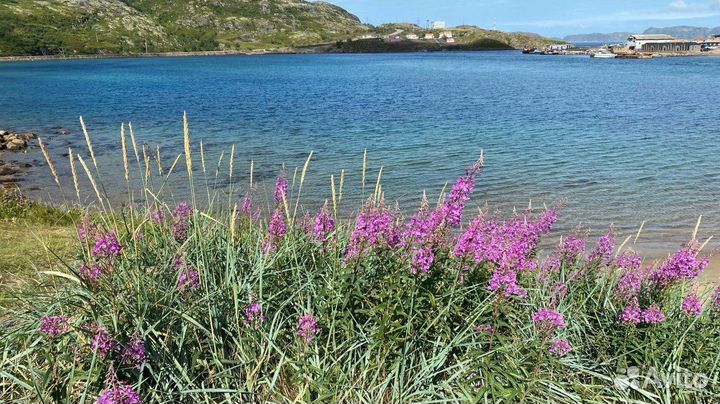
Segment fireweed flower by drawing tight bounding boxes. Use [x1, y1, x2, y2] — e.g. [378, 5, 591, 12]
[559, 235, 586, 260]
[615, 252, 642, 271]
[171, 203, 193, 241]
[313, 203, 335, 243]
[177, 268, 200, 291]
[434, 158, 483, 227]
[121, 333, 146, 369]
[274, 171, 288, 202]
[297, 314, 320, 344]
[650, 246, 709, 287]
[345, 201, 399, 261]
[97, 365, 141, 404]
[263, 206, 288, 254]
[40, 315, 70, 337]
[410, 245, 434, 275]
[475, 324, 495, 334]
[488, 268, 527, 298]
[90, 326, 116, 358]
[93, 232, 122, 258]
[616, 264, 648, 301]
[532, 308, 567, 332]
[620, 298, 642, 325]
[642, 304, 666, 324]
[454, 209, 559, 272]
[682, 292, 703, 317]
[549, 338, 572, 357]
[589, 231, 615, 264]
[244, 302, 267, 329]
[241, 192, 261, 221]
[79, 264, 102, 282]
[77, 216, 96, 241]
[712, 287, 720, 311]
[148, 209, 165, 225]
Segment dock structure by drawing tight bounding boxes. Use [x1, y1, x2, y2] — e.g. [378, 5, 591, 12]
[626, 34, 700, 54]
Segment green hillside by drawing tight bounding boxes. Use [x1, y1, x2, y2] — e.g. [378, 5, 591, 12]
[0, 1, 561, 56]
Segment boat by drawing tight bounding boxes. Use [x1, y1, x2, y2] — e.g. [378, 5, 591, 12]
[590, 50, 616, 59]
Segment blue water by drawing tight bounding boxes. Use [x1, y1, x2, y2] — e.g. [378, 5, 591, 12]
[1, 51, 719, 254]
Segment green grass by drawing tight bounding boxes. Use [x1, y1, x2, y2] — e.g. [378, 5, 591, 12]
[1, 119, 718, 403]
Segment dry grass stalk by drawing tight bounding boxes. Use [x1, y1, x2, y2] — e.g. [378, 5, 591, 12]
[38, 137, 60, 186]
[77, 154, 103, 208]
[121, 123, 129, 182]
[183, 112, 192, 181]
[79, 116, 98, 169]
[68, 148, 80, 202]
[128, 122, 140, 163]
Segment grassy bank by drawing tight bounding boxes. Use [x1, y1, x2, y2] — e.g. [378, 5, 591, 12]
[2, 118, 720, 403]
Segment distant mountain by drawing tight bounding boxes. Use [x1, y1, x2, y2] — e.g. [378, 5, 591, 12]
[564, 26, 720, 43]
[563, 32, 633, 43]
[643, 26, 720, 39]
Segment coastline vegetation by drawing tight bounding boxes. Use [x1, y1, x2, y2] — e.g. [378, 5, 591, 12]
[2, 117, 720, 403]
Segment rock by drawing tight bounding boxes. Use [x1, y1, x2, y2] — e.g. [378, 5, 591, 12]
[56, 129, 70, 135]
[0, 165, 18, 176]
[0, 130, 8, 137]
[6, 139, 27, 151]
[18, 132, 37, 140]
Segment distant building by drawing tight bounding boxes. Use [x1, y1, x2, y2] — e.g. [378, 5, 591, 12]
[424, 33, 435, 40]
[405, 33, 419, 40]
[547, 44, 571, 51]
[445, 37, 455, 43]
[388, 34, 402, 42]
[626, 34, 699, 53]
[431, 21, 446, 29]
[439, 30, 453, 39]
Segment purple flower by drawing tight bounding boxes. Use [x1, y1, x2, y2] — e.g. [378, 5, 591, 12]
[454, 209, 558, 272]
[650, 246, 709, 287]
[589, 231, 615, 264]
[177, 268, 200, 291]
[79, 264, 102, 282]
[410, 245, 434, 275]
[616, 264, 648, 301]
[148, 209, 165, 225]
[475, 324, 495, 334]
[40, 315, 70, 337]
[263, 206, 287, 254]
[97, 365, 141, 404]
[532, 308, 567, 332]
[345, 201, 399, 261]
[243, 302, 267, 329]
[297, 313, 320, 344]
[559, 235, 586, 260]
[171, 203, 193, 241]
[682, 293, 703, 317]
[313, 203, 335, 243]
[274, 171, 288, 202]
[121, 333, 146, 369]
[642, 304, 666, 324]
[488, 268, 527, 298]
[93, 232, 122, 258]
[77, 216, 96, 241]
[549, 338, 572, 357]
[712, 288, 720, 311]
[620, 298, 642, 325]
[90, 326, 116, 358]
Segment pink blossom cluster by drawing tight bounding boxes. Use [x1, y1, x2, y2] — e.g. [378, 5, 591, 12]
[297, 313, 320, 344]
[345, 201, 400, 261]
[263, 206, 288, 254]
[244, 302, 267, 329]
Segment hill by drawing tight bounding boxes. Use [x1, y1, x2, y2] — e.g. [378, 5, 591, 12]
[0, 0, 369, 56]
[0, 1, 561, 56]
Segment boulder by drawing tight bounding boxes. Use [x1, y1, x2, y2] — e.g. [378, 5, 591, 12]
[0, 130, 8, 137]
[0, 165, 18, 176]
[56, 130, 70, 135]
[18, 132, 37, 140]
[6, 138, 27, 151]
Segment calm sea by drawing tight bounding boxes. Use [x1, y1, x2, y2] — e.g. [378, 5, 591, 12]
[1, 51, 719, 255]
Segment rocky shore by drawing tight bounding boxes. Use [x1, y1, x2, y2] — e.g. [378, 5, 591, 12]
[0, 125, 73, 186]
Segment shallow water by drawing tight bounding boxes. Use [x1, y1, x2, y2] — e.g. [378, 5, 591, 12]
[1, 51, 719, 255]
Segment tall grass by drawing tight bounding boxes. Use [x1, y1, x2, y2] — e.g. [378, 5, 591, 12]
[2, 117, 720, 404]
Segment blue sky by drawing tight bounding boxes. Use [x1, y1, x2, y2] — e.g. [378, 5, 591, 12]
[329, 0, 720, 37]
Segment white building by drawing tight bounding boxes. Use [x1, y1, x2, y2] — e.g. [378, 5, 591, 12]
[439, 30, 453, 39]
[405, 33, 419, 40]
[431, 21, 446, 29]
[424, 33, 435, 40]
[626, 34, 675, 50]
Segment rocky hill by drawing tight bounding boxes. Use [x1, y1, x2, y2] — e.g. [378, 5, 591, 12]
[0, 1, 560, 56]
[0, 0, 369, 55]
